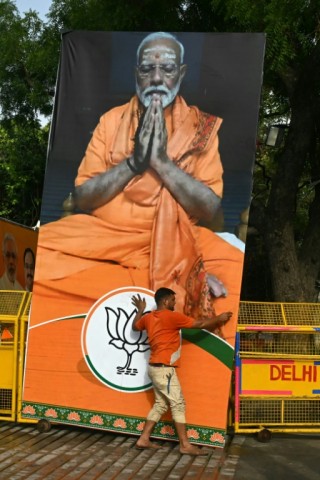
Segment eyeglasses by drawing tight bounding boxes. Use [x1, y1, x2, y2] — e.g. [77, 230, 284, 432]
[137, 63, 179, 78]
[4, 252, 17, 260]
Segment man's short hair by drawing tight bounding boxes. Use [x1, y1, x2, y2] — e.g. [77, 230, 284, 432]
[136, 32, 184, 64]
[155, 287, 176, 305]
[24, 247, 35, 264]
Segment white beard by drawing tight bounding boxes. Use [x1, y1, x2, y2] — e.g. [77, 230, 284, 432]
[136, 80, 182, 108]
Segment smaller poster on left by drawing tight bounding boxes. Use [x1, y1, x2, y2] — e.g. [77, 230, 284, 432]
[0, 218, 38, 292]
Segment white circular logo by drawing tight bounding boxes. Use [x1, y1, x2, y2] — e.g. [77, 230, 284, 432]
[81, 286, 155, 392]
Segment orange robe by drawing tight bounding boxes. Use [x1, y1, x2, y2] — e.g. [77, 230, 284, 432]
[32, 95, 243, 331]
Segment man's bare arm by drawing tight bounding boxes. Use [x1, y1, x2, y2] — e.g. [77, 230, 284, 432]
[74, 101, 158, 212]
[192, 311, 232, 332]
[74, 159, 137, 211]
[152, 159, 221, 222]
[148, 99, 221, 222]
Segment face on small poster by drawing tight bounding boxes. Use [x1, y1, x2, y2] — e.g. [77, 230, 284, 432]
[0, 218, 37, 293]
[22, 32, 265, 447]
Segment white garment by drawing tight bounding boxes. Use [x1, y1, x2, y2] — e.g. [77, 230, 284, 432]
[0, 271, 23, 290]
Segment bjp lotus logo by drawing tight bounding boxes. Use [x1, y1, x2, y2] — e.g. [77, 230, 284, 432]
[81, 287, 155, 392]
[106, 306, 150, 375]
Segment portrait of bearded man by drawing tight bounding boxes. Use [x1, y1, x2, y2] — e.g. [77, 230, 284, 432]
[33, 31, 245, 320]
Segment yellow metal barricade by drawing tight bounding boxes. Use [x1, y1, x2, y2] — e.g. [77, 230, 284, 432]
[16, 293, 36, 423]
[0, 290, 36, 423]
[0, 291, 27, 420]
[234, 301, 320, 440]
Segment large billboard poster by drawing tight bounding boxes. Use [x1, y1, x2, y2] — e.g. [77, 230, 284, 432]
[22, 32, 265, 447]
[0, 218, 38, 293]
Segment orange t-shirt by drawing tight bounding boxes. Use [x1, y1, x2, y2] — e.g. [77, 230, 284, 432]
[135, 310, 194, 366]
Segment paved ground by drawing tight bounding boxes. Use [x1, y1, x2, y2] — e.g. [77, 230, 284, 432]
[220, 432, 320, 480]
[0, 421, 230, 479]
[1, 421, 320, 479]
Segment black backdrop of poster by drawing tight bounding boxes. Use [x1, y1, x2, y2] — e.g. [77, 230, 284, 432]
[41, 31, 265, 232]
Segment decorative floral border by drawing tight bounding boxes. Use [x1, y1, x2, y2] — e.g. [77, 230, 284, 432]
[21, 401, 226, 447]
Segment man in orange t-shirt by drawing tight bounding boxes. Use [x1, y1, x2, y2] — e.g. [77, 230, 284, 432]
[132, 287, 232, 455]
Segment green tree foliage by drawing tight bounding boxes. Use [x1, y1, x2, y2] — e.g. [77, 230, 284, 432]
[210, 0, 320, 301]
[0, 1, 55, 118]
[1, 0, 319, 300]
[47, 0, 186, 31]
[0, 0, 53, 225]
[0, 120, 48, 225]
[46, 0, 235, 32]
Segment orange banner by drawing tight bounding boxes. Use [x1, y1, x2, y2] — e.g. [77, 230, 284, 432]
[0, 218, 38, 292]
[21, 32, 265, 448]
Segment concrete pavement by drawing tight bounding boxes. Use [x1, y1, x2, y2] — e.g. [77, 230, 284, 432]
[221, 433, 320, 479]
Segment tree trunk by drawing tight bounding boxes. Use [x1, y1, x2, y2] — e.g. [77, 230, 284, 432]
[262, 43, 320, 302]
[265, 222, 305, 301]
